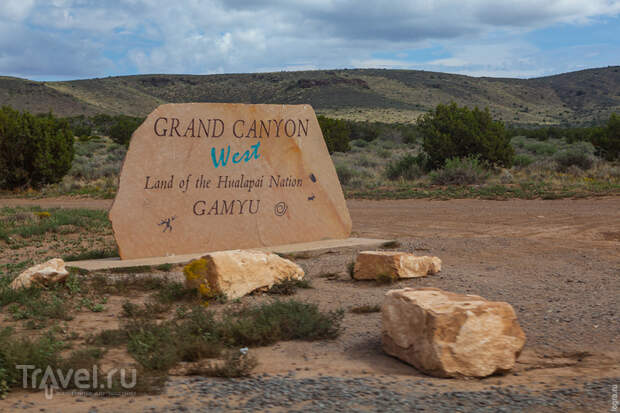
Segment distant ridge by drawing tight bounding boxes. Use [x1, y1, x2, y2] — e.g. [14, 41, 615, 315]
[1, 66, 618, 125]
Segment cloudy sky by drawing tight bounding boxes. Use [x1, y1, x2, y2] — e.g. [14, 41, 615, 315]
[1, 0, 619, 81]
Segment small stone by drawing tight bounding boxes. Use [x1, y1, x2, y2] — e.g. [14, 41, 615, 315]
[353, 251, 441, 280]
[10, 258, 69, 290]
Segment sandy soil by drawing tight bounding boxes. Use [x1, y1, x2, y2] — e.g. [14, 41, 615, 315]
[1, 196, 618, 412]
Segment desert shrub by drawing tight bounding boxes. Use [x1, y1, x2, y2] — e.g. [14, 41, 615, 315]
[511, 135, 527, 148]
[74, 139, 107, 157]
[523, 141, 558, 156]
[0, 106, 74, 189]
[0, 363, 8, 399]
[350, 139, 368, 148]
[355, 155, 377, 168]
[267, 278, 312, 295]
[513, 154, 534, 167]
[126, 321, 180, 371]
[0, 328, 64, 392]
[89, 329, 129, 346]
[122, 299, 341, 373]
[553, 141, 596, 171]
[335, 164, 354, 185]
[347, 261, 355, 279]
[376, 148, 391, 158]
[317, 116, 350, 153]
[429, 156, 488, 185]
[348, 120, 380, 142]
[512, 115, 618, 160]
[592, 113, 620, 160]
[153, 281, 197, 303]
[64, 115, 92, 139]
[418, 102, 514, 169]
[108, 115, 143, 146]
[386, 153, 428, 180]
[219, 300, 343, 346]
[7, 293, 73, 321]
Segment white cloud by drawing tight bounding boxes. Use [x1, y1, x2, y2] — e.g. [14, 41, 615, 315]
[0, 0, 35, 21]
[0, 0, 618, 79]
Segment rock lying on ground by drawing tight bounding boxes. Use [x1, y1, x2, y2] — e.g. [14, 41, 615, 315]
[9, 258, 69, 290]
[382, 287, 526, 378]
[184, 250, 305, 299]
[353, 251, 441, 281]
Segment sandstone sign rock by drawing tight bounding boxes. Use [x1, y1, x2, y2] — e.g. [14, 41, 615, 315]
[353, 251, 441, 280]
[382, 287, 526, 378]
[10, 258, 69, 290]
[184, 250, 304, 299]
[110, 103, 352, 259]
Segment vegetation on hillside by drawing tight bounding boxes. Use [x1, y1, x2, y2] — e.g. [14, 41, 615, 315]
[1, 66, 619, 125]
[509, 114, 620, 161]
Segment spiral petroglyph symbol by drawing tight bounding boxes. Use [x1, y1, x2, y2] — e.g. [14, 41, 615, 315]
[274, 201, 288, 216]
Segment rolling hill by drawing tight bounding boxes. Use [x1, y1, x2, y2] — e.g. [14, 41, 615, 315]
[1, 66, 619, 125]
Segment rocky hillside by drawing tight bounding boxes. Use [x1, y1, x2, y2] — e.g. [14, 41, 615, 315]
[1, 66, 618, 125]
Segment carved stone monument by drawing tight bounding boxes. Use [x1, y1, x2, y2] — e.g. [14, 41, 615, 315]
[109, 103, 352, 259]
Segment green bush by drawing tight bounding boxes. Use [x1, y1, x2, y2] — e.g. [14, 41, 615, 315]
[592, 113, 620, 160]
[0, 106, 74, 189]
[219, 300, 344, 346]
[317, 116, 350, 153]
[0, 327, 64, 392]
[418, 102, 514, 169]
[429, 156, 488, 185]
[553, 141, 596, 171]
[267, 278, 312, 295]
[121, 299, 342, 373]
[513, 154, 534, 167]
[108, 116, 143, 146]
[335, 164, 354, 185]
[523, 141, 558, 156]
[511, 115, 618, 161]
[348, 121, 379, 142]
[511, 135, 527, 148]
[0, 363, 8, 399]
[355, 155, 377, 168]
[385, 153, 428, 180]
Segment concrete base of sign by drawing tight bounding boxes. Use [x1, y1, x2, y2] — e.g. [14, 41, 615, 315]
[66, 238, 393, 271]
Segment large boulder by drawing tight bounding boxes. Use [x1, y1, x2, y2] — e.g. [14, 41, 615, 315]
[10, 258, 69, 290]
[382, 287, 526, 378]
[184, 250, 304, 299]
[354, 251, 441, 280]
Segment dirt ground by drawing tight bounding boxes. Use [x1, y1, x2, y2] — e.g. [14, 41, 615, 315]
[1, 196, 619, 412]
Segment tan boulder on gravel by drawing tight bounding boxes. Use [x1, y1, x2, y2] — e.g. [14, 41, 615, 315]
[10, 258, 69, 290]
[184, 250, 304, 299]
[353, 251, 441, 280]
[382, 287, 526, 378]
